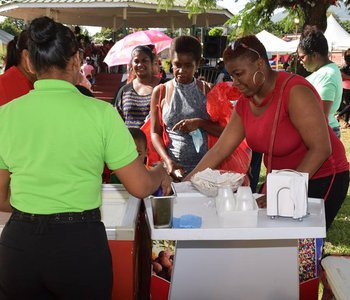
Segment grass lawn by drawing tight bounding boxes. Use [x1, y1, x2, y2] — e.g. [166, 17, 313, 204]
[258, 126, 350, 298]
[259, 126, 350, 254]
[324, 126, 350, 255]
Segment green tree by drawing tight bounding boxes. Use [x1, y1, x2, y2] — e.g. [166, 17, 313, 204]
[341, 20, 350, 33]
[0, 17, 26, 36]
[208, 27, 223, 36]
[159, 0, 349, 34]
[227, 0, 350, 37]
[93, 27, 113, 43]
[246, 18, 295, 38]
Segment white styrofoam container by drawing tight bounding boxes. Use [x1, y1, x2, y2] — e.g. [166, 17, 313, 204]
[321, 256, 350, 300]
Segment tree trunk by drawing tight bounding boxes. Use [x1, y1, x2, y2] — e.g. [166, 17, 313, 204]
[301, 2, 331, 32]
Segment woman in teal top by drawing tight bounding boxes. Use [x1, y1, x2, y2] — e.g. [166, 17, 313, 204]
[297, 28, 343, 138]
[0, 16, 171, 300]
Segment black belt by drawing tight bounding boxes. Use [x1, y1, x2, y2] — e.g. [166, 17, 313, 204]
[11, 208, 101, 224]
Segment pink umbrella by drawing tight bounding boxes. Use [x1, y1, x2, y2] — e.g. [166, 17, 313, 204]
[104, 30, 172, 66]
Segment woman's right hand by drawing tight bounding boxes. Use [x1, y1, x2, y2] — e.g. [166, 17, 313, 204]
[153, 163, 173, 196]
[164, 159, 185, 182]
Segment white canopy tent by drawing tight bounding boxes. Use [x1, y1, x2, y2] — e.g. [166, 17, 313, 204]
[256, 30, 291, 54]
[279, 15, 350, 57]
[0, 0, 232, 29]
[256, 30, 294, 70]
[0, 29, 13, 45]
[0, 29, 14, 60]
[285, 39, 299, 53]
[324, 14, 350, 51]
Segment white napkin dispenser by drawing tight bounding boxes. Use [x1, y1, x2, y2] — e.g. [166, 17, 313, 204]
[267, 169, 309, 220]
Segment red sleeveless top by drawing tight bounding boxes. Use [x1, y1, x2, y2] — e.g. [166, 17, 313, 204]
[236, 71, 348, 179]
[0, 66, 33, 106]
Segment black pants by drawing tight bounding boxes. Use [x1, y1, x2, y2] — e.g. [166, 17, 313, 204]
[0, 218, 113, 300]
[338, 89, 350, 122]
[249, 151, 263, 193]
[308, 170, 349, 231]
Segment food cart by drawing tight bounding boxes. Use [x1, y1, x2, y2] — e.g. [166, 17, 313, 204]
[144, 186, 326, 300]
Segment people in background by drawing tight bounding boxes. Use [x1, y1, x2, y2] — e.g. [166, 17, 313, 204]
[336, 48, 350, 128]
[74, 25, 84, 48]
[150, 36, 224, 180]
[186, 35, 349, 231]
[128, 127, 148, 164]
[0, 30, 36, 106]
[0, 16, 171, 299]
[297, 27, 343, 138]
[115, 45, 166, 128]
[110, 128, 148, 183]
[81, 56, 96, 86]
[283, 61, 290, 72]
[111, 62, 134, 107]
[215, 60, 231, 83]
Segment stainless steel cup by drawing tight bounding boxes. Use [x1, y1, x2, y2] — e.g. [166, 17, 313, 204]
[150, 185, 176, 228]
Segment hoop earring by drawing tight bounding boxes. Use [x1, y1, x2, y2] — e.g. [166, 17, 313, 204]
[253, 70, 265, 86]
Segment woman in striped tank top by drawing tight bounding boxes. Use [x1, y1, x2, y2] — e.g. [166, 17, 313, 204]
[115, 45, 166, 128]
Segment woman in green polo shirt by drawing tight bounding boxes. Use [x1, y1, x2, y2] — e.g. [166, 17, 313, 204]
[0, 16, 171, 299]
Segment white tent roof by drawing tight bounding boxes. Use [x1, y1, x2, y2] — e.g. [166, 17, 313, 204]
[325, 14, 350, 51]
[256, 30, 292, 53]
[285, 39, 299, 53]
[0, 29, 13, 44]
[0, 0, 231, 28]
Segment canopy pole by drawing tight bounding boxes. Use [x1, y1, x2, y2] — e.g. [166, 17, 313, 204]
[191, 14, 197, 36]
[112, 16, 117, 42]
[122, 8, 127, 36]
[53, 10, 58, 22]
[171, 17, 175, 38]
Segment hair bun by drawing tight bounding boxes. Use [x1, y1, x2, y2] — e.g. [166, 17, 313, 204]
[29, 16, 57, 45]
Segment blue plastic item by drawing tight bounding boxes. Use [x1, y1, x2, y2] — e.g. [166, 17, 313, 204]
[172, 214, 202, 228]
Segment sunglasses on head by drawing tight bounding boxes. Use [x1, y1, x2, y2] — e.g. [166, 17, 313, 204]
[230, 41, 261, 59]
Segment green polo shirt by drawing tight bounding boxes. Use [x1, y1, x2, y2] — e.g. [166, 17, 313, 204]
[0, 79, 137, 214]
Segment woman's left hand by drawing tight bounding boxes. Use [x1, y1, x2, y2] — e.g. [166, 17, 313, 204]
[172, 118, 200, 133]
[256, 195, 267, 208]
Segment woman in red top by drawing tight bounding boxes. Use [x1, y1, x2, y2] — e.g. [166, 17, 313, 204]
[0, 30, 36, 106]
[187, 35, 349, 231]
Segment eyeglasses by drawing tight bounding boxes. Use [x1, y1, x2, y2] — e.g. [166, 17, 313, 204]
[298, 54, 308, 61]
[231, 41, 261, 59]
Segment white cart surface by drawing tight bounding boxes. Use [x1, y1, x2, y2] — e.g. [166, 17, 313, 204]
[144, 190, 326, 300]
[0, 184, 140, 241]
